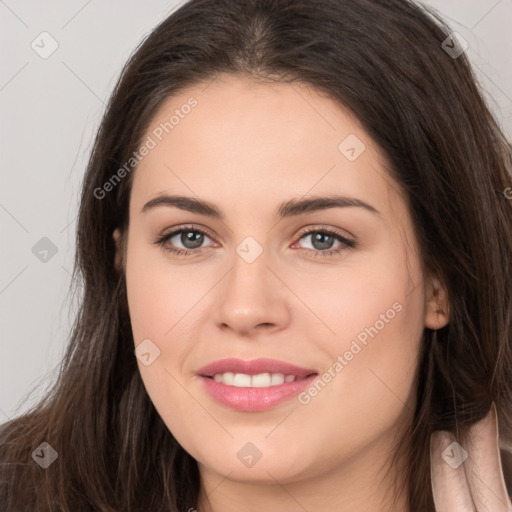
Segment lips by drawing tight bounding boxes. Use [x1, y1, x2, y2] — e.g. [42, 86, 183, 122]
[197, 358, 318, 412]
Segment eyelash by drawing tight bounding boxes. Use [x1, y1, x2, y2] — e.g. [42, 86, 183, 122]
[154, 224, 356, 258]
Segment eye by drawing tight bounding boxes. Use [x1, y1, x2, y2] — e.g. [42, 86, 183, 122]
[154, 225, 215, 256]
[292, 226, 355, 257]
[153, 224, 356, 258]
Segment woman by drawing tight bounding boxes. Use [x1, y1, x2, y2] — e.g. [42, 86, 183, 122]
[1, 0, 511, 510]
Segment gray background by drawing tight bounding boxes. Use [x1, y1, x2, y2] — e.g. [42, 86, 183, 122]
[1, 0, 511, 423]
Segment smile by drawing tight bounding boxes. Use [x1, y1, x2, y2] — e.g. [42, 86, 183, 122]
[197, 358, 318, 412]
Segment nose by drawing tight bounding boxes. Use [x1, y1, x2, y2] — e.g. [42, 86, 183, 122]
[212, 245, 291, 337]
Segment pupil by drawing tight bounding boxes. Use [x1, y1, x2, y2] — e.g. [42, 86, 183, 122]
[182, 231, 204, 249]
[313, 232, 333, 250]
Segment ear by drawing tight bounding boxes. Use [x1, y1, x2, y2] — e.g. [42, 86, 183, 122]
[112, 228, 125, 272]
[424, 274, 450, 330]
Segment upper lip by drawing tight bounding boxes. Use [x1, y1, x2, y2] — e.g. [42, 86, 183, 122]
[197, 358, 318, 378]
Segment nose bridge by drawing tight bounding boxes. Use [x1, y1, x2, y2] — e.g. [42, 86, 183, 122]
[226, 235, 271, 308]
[213, 233, 291, 335]
[231, 236, 268, 292]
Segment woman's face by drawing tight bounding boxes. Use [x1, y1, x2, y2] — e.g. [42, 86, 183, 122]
[115, 74, 448, 495]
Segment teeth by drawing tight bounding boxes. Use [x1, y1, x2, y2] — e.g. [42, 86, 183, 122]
[271, 373, 285, 385]
[251, 373, 271, 387]
[212, 372, 296, 387]
[222, 372, 235, 385]
[233, 373, 251, 387]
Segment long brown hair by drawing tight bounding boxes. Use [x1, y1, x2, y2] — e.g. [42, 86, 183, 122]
[1, 0, 512, 510]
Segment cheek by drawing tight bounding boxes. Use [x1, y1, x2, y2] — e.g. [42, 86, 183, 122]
[124, 246, 207, 447]
[304, 296, 422, 468]
[297, 243, 425, 437]
[125, 239, 201, 343]
[294, 238, 424, 358]
[124, 237, 214, 418]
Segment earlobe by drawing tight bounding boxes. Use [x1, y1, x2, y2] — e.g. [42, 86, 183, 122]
[424, 275, 450, 330]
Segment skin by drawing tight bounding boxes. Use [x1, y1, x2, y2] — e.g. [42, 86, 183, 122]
[113, 74, 451, 512]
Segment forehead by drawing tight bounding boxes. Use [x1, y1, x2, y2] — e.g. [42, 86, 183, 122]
[144, 74, 364, 160]
[130, 74, 401, 218]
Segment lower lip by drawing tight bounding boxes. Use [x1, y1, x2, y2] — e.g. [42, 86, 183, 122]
[199, 374, 318, 412]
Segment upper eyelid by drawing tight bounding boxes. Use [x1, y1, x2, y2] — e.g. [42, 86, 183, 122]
[297, 225, 354, 240]
[162, 224, 216, 241]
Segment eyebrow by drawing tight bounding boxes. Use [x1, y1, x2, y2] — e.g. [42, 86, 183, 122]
[140, 194, 380, 218]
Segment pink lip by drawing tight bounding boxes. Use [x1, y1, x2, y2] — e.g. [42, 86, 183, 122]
[197, 358, 318, 412]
